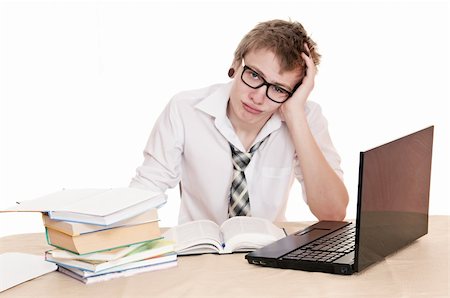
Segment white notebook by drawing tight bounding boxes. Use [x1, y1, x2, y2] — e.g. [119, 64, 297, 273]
[3, 188, 167, 225]
[0, 252, 57, 292]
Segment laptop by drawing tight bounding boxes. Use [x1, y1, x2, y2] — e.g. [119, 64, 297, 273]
[245, 126, 434, 275]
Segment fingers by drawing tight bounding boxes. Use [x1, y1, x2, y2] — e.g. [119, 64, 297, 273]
[302, 43, 316, 74]
[303, 42, 312, 57]
[284, 43, 316, 105]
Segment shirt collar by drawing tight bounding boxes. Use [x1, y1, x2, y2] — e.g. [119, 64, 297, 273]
[195, 82, 231, 122]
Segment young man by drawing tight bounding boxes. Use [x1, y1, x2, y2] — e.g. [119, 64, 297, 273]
[130, 19, 349, 224]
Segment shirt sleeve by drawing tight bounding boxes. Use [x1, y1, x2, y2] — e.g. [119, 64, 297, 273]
[293, 101, 344, 201]
[129, 97, 184, 192]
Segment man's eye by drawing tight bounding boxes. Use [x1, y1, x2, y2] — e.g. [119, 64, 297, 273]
[250, 71, 260, 79]
[273, 85, 286, 94]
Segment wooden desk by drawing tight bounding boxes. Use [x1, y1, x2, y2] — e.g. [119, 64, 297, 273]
[0, 216, 448, 297]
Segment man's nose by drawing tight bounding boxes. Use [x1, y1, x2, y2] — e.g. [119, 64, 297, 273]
[250, 85, 267, 104]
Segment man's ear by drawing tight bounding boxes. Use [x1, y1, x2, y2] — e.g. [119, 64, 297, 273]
[228, 60, 241, 78]
[228, 68, 235, 78]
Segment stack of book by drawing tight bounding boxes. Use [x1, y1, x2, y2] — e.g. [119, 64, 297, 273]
[5, 187, 177, 284]
[43, 208, 176, 283]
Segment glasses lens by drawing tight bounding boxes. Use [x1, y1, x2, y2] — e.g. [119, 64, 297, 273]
[242, 68, 263, 88]
[267, 85, 290, 102]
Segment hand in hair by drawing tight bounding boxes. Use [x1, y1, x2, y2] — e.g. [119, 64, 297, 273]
[279, 43, 317, 122]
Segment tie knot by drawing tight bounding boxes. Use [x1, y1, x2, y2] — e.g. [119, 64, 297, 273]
[230, 149, 252, 171]
[229, 136, 269, 172]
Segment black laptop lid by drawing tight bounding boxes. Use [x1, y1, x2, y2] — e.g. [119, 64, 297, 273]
[355, 126, 434, 272]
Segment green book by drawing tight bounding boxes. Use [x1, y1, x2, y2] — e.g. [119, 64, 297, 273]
[46, 239, 161, 262]
[46, 239, 175, 273]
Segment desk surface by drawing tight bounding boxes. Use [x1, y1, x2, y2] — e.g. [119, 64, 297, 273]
[1, 216, 449, 298]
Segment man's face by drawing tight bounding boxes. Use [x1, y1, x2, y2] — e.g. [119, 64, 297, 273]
[228, 48, 302, 126]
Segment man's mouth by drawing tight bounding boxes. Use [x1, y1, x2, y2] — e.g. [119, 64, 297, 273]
[242, 102, 262, 114]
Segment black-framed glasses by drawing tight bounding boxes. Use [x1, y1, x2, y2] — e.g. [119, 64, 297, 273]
[240, 65, 296, 104]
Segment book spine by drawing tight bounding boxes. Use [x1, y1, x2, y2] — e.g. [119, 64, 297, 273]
[44, 228, 51, 246]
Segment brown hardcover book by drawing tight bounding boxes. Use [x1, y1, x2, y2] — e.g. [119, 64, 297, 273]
[45, 221, 161, 255]
[42, 209, 159, 236]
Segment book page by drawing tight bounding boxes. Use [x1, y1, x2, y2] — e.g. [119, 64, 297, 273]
[163, 220, 223, 254]
[220, 217, 285, 253]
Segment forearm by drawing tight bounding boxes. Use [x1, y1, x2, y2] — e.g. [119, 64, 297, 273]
[285, 113, 349, 221]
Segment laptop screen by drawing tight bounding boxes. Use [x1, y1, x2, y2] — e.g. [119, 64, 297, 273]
[355, 126, 434, 272]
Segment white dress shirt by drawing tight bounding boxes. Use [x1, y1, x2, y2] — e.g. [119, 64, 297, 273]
[130, 82, 343, 225]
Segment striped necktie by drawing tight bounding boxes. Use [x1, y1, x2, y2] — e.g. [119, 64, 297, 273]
[228, 136, 268, 217]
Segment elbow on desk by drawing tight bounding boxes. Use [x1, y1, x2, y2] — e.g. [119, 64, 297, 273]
[310, 202, 348, 222]
[315, 211, 347, 222]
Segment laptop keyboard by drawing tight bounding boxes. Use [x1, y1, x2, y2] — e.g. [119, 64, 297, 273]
[282, 225, 356, 263]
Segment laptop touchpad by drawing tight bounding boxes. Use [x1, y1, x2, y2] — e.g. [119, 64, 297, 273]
[247, 228, 331, 258]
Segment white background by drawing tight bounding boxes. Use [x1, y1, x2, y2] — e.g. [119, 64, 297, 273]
[1, 0, 449, 237]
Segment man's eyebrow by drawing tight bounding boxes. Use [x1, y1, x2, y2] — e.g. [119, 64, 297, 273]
[247, 64, 293, 92]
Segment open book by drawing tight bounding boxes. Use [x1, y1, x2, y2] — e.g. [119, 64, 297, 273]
[163, 216, 286, 255]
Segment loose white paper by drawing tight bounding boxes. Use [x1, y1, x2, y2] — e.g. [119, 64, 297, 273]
[0, 252, 57, 292]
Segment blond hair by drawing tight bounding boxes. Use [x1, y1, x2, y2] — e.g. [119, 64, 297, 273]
[233, 19, 321, 77]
